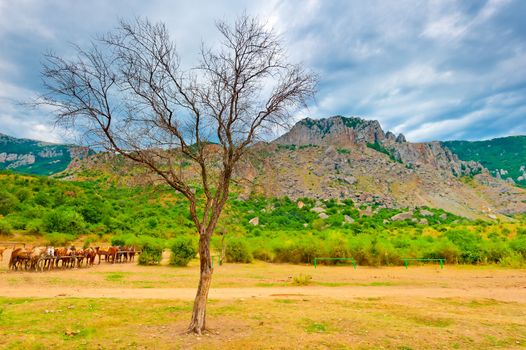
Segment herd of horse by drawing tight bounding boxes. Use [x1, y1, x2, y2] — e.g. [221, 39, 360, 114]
[1, 245, 138, 272]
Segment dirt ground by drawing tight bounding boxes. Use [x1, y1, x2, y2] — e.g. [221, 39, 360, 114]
[1, 248, 525, 301]
[1, 248, 525, 349]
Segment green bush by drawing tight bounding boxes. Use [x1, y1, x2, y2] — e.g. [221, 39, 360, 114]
[137, 236, 164, 265]
[480, 241, 510, 263]
[169, 236, 197, 266]
[273, 237, 325, 264]
[43, 208, 85, 234]
[0, 191, 19, 216]
[347, 236, 375, 265]
[499, 253, 526, 268]
[510, 238, 526, 258]
[292, 273, 312, 285]
[26, 219, 45, 235]
[0, 219, 12, 235]
[44, 232, 76, 246]
[252, 247, 273, 262]
[445, 229, 482, 264]
[226, 237, 253, 263]
[423, 240, 460, 264]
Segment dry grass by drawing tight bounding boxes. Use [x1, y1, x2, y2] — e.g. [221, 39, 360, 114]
[1, 257, 525, 349]
[0, 295, 524, 349]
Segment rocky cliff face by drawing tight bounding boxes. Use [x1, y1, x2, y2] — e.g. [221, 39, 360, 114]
[0, 133, 91, 175]
[275, 116, 482, 178]
[275, 116, 390, 146]
[236, 116, 524, 218]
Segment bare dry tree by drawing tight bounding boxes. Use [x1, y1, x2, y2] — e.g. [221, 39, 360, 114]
[38, 15, 316, 334]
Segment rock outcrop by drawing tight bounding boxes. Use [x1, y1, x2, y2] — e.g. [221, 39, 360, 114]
[274, 116, 481, 177]
[0, 133, 91, 175]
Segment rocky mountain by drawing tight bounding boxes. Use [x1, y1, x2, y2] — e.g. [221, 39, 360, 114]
[19, 116, 526, 219]
[443, 136, 526, 188]
[0, 133, 91, 175]
[239, 116, 525, 219]
[274, 116, 483, 178]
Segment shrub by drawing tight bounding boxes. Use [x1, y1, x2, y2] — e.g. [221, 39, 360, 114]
[43, 208, 86, 234]
[375, 241, 402, 266]
[111, 235, 129, 247]
[323, 237, 350, 265]
[225, 237, 253, 263]
[499, 253, 525, 268]
[169, 236, 197, 266]
[347, 236, 375, 266]
[26, 219, 45, 235]
[252, 247, 273, 262]
[510, 238, 526, 258]
[0, 220, 12, 235]
[480, 241, 510, 263]
[445, 229, 482, 264]
[44, 232, 76, 246]
[0, 191, 19, 216]
[423, 240, 460, 264]
[137, 236, 164, 265]
[292, 273, 312, 286]
[273, 238, 324, 264]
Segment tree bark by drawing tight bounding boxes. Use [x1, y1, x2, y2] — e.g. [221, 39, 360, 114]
[187, 231, 214, 334]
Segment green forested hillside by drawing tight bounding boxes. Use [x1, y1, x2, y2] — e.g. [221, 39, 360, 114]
[1, 171, 525, 266]
[443, 136, 526, 187]
[0, 133, 90, 175]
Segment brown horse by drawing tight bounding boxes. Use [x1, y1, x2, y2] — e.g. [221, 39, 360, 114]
[85, 247, 98, 266]
[8, 248, 31, 271]
[96, 247, 110, 264]
[54, 247, 76, 268]
[107, 246, 119, 264]
[127, 247, 136, 262]
[28, 247, 45, 271]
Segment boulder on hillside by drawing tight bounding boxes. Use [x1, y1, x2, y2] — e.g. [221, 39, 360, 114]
[343, 215, 354, 224]
[319, 213, 329, 219]
[297, 201, 304, 209]
[391, 211, 413, 221]
[360, 206, 373, 217]
[439, 213, 447, 221]
[420, 209, 434, 217]
[324, 146, 336, 157]
[419, 218, 429, 225]
[311, 207, 325, 213]
[249, 217, 259, 226]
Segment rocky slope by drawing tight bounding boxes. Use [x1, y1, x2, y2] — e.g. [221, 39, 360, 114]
[240, 116, 525, 219]
[0, 133, 91, 175]
[443, 136, 526, 188]
[33, 116, 526, 219]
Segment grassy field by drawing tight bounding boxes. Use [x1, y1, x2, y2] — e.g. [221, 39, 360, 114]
[1, 253, 525, 349]
[1, 295, 525, 350]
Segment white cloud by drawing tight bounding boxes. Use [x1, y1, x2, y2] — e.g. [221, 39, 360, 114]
[0, 0, 525, 145]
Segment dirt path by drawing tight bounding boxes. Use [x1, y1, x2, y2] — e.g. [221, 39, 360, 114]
[1, 285, 525, 302]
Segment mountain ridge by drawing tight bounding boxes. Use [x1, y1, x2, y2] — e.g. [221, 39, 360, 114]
[0, 132, 92, 175]
[2, 116, 526, 219]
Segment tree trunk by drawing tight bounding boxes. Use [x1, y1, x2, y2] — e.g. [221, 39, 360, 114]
[187, 231, 214, 334]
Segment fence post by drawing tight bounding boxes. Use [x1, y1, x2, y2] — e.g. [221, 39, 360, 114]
[314, 258, 317, 269]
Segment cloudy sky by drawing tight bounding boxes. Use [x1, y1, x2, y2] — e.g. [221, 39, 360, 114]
[0, 0, 525, 143]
